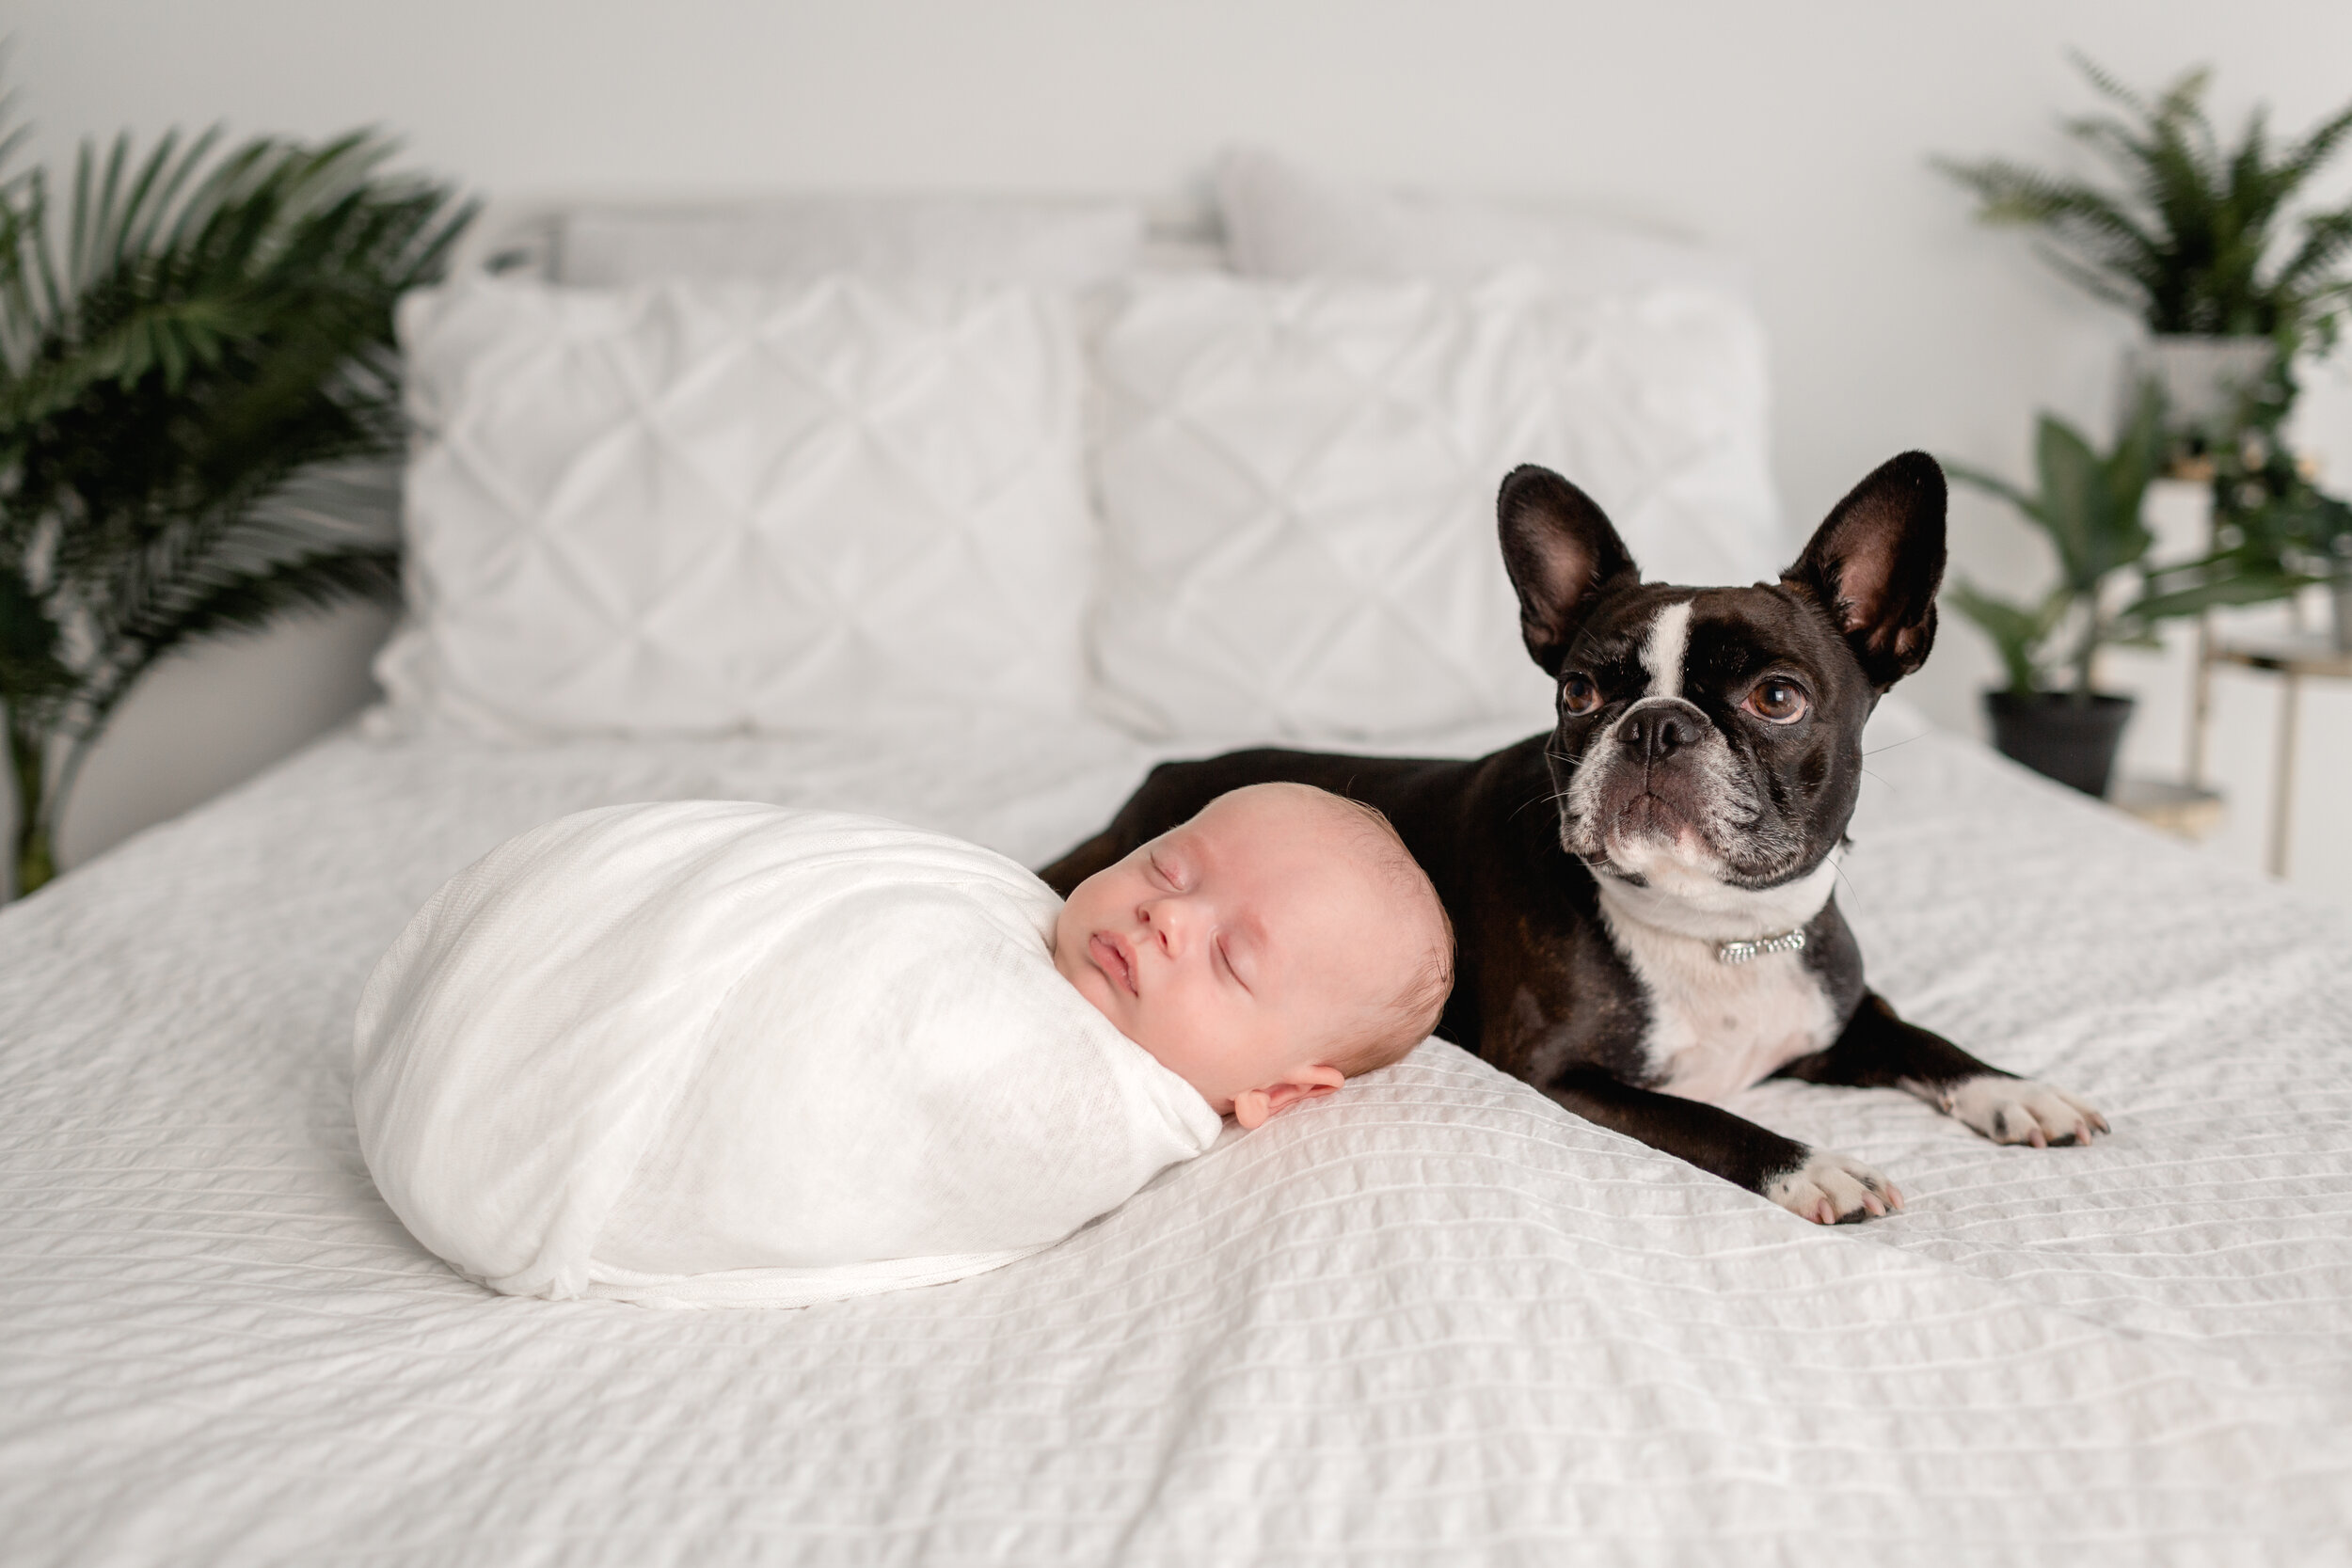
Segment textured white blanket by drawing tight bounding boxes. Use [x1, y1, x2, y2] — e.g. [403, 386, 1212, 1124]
[354, 801, 1220, 1307]
[2, 703, 2349, 1563]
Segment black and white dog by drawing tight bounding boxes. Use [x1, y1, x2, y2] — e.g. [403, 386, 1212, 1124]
[1041, 453, 2106, 1224]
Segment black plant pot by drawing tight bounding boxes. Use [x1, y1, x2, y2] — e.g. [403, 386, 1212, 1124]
[1984, 690, 2136, 798]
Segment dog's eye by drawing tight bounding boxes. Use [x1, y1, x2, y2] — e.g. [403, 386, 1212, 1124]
[1744, 679, 1809, 724]
[1560, 673, 1601, 716]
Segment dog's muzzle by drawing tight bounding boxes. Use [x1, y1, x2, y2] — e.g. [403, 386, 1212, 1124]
[1565, 698, 1740, 867]
[1612, 697, 1708, 765]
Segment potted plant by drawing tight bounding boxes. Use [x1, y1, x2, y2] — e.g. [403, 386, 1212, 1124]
[0, 119, 472, 897]
[2152, 350, 2352, 652]
[1945, 393, 2185, 796]
[1938, 59, 2352, 456]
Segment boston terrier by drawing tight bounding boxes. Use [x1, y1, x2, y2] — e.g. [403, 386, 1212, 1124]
[1041, 453, 2106, 1224]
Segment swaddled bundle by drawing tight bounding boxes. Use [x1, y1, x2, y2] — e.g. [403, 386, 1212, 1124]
[353, 801, 1223, 1308]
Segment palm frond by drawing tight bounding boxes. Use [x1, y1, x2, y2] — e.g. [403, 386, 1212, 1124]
[2279, 102, 2352, 190]
[164, 546, 399, 644]
[2225, 105, 2272, 215]
[26, 168, 63, 325]
[72, 470, 403, 714]
[2273, 208, 2352, 295]
[0, 104, 28, 190]
[1935, 157, 2155, 247]
[2067, 52, 2179, 122]
[120, 128, 221, 268]
[0, 103, 473, 893]
[0, 564, 72, 709]
[2030, 243, 2156, 316]
[1939, 56, 2352, 336]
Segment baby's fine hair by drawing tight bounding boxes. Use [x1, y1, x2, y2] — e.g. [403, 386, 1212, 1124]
[1316, 796, 1455, 1078]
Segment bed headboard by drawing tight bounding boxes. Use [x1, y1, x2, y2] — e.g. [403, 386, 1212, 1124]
[454, 191, 1232, 280]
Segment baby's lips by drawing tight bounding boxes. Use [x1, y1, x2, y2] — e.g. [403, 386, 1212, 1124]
[1090, 931, 1139, 996]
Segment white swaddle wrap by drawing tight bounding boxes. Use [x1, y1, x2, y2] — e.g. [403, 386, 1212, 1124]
[353, 801, 1223, 1308]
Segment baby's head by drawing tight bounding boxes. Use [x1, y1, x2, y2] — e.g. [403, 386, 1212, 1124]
[1052, 783, 1454, 1129]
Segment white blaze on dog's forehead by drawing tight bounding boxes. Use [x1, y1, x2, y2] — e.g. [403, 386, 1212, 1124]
[1642, 600, 1694, 701]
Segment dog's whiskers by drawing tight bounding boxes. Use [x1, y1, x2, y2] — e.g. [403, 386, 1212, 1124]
[1508, 788, 1559, 823]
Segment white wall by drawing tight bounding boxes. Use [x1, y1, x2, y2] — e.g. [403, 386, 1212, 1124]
[10, 0, 2352, 899]
[53, 605, 394, 869]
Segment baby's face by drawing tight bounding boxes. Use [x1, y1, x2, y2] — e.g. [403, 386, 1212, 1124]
[1052, 786, 1408, 1126]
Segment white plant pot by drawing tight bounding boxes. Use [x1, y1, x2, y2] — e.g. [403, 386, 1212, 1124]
[2333, 569, 2352, 655]
[2125, 335, 2274, 441]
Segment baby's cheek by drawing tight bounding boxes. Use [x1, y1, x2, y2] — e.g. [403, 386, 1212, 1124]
[1139, 995, 1212, 1072]
[1047, 908, 1090, 995]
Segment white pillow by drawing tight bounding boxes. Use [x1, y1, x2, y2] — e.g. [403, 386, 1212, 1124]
[555, 197, 1145, 286]
[1216, 148, 1751, 299]
[378, 273, 1094, 738]
[1086, 272, 1782, 743]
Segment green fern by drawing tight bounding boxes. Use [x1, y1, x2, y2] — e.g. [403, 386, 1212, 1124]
[1936, 55, 2352, 338]
[0, 109, 473, 897]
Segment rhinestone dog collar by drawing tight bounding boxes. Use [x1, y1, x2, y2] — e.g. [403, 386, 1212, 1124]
[1717, 927, 1808, 965]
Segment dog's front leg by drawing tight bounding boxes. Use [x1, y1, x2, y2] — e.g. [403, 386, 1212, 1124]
[1777, 992, 2108, 1148]
[1546, 1069, 1901, 1225]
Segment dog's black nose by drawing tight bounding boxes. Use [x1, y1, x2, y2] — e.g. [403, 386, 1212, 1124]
[1616, 705, 1696, 762]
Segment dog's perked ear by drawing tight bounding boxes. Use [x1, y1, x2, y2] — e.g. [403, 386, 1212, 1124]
[1782, 451, 1947, 690]
[1497, 465, 1639, 673]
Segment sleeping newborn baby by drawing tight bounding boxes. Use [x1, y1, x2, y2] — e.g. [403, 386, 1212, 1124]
[1051, 782, 1453, 1132]
[354, 784, 1451, 1309]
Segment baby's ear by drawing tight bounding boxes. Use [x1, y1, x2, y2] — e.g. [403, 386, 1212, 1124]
[1232, 1065, 1346, 1130]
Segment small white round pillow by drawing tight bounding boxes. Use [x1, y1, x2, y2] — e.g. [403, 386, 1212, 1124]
[353, 801, 1221, 1308]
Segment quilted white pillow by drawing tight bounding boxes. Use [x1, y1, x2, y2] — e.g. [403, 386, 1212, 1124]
[379, 274, 1094, 737]
[1087, 272, 1781, 742]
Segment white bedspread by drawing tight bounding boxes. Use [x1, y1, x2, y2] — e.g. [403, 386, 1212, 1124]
[3, 702, 2349, 1564]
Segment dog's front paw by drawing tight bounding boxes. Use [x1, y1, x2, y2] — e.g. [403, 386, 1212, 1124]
[1764, 1149, 1904, 1226]
[1945, 1075, 2108, 1148]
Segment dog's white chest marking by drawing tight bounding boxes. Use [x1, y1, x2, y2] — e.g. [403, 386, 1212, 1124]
[1595, 865, 1841, 1103]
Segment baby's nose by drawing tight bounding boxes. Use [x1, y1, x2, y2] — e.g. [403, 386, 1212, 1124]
[1138, 897, 1187, 952]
